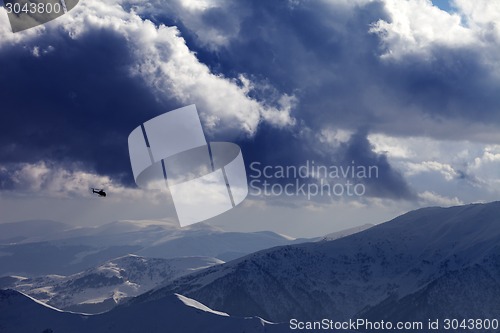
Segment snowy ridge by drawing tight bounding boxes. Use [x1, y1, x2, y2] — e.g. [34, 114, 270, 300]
[17, 290, 66, 313]
[4, 254, 223, 313]
[143, 202, 500, 324]
[0, 289, 289, 333]
[176, 293, 229, 316]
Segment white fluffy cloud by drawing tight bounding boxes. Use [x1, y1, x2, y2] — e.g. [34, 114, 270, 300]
[126, 25, 296, 134]
[0, 0, 295, 135]
[1, 161, 152, 201]
[370, 0, 500, 59]
[405, 161, 458, 181]
[418, 191, 463, 207]
[369, 133, 500, 204]
[318, 128, 353, 148]
[455, 0, 500, 38]
[369, 0, 500, 85]
[370, 0, 474, 59]
[0, 161, 176, 225]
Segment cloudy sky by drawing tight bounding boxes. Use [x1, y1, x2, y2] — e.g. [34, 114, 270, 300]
[1, 0, 500, 237]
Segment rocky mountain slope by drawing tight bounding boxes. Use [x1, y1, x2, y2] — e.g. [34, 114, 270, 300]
[0, 289, 289, 333]
[139, 202, 500, 325]
[1, 254, 222, 314]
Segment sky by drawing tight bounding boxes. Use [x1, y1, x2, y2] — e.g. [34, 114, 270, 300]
[1, 0, 500, 237]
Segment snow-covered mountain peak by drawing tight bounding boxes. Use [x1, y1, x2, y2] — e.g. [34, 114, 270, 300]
[145, 201, 500, 323]
[5, 255, 224, 313]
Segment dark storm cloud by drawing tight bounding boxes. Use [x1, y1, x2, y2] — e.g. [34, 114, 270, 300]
[193, 1, 386, 96]
[161, 0, 418, 199]
[0, 29, 181, 185]
[4, 0, 494, 201]
[338, 130, 415, 199]
[152, 0, 500, 139]
[236, 123, 414, 200]
[0, 0, 419, 199]
[0, 166, 16, 190]
[132, 0, 500, 199]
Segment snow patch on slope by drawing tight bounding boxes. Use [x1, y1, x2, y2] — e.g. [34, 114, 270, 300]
[176, 293, 229, 316]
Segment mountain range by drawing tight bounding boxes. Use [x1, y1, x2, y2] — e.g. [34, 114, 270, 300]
[2, 202, 499, 332]
[0, 219, 302, 276]
[0, 289, 289, 333]
[137, 202, 500, 326]
[0, 254, 223, 314]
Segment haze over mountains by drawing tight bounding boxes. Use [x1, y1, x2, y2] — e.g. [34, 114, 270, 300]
[1, 202, 498, 332]
[0, 219, 301, 276]
[0, 220, 71, 244]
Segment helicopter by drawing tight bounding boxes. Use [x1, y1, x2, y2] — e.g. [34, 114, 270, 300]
[90, 188, 107, 197]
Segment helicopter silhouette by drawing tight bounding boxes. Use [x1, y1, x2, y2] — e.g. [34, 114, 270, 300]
[90, 188, 107, 197]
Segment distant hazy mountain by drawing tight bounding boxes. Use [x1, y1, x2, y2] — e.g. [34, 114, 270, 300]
[0, 219, 297, 276]
[140, 202, 500, 325]
[0, 289, 289, 333]
[0, 220, 71, 244]
[2, 254, 223, 314]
